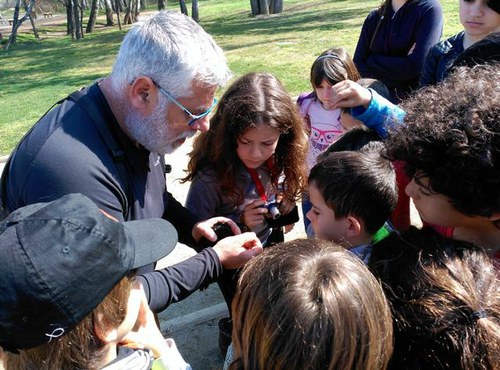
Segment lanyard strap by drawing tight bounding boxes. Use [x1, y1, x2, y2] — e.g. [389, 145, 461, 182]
[246, 167, 267, 201]
[245, 159, 275, 202]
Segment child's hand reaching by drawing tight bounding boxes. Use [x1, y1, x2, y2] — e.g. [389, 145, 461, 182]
[278, 197, 295, 215]
[330, 80, 372, 110]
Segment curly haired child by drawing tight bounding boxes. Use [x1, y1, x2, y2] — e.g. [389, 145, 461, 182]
[183, 72, 308, 354]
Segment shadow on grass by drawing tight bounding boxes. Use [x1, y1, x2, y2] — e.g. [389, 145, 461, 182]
[1, 29, 125, 95]
[203, 0, 369, 43]
[1, 1, 370, 93]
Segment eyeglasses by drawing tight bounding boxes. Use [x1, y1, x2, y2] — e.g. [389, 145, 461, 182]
[153, 80, 218, 126]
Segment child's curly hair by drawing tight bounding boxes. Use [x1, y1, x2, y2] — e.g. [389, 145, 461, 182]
[384, 65, 500, 219]
[184, 72, 308, 204]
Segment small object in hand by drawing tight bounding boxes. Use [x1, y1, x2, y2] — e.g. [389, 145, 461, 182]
[197, 222, 234, 249]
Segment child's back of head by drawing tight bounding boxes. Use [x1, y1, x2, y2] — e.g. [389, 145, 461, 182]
[229, 239, 393, 370]
[369, 227, 500, 370]
[309, 142, 397, 239]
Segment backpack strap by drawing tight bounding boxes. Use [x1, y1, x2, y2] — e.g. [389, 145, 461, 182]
[66, 89, 132, 219]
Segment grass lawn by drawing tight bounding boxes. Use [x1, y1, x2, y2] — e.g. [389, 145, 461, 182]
[0, 0, 461, 155]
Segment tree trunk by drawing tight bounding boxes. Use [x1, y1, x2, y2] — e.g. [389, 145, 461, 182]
[270, 0, 282, 14]
[86, 0, 98, 33]
[123, 0, 132, 24]
[250, 0, 259, 15]
[115, 0, 122, 29]
[80, 0, 85, 37]
[104, 0, 114, 26]
[73, 0, 83, 39]
[192, 0, 199, 22]
[140, 0, 146, 11]
[6, 0, 21, 47]
[179, 0, 188, 16]
[23, 0, 39, 38]
[66, 0, 73, 35]
[133, 0, 140, 21]
[250, 0, 282, 15]
[259, 0, 269, 15]
[158, 0, 166, 10]
[5, 0, 38, 49]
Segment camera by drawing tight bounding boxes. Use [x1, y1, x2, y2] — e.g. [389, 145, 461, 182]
[197, 222, 235, 249]
[265, 200, 281, 220]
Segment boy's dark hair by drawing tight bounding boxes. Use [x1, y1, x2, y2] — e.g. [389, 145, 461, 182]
[369, 227, 500, 370]
[309, 142, 397, 234]
[384, 65, 500, 218]
[321, 127, 382, 159]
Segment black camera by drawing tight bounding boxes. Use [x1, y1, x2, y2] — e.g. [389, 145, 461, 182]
[265, 200, 281, 220]
[197, 222, 234, 249]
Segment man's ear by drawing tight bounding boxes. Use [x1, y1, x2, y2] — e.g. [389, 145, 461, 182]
[345, 215, 363, 237]
[129, 76, 157, 112]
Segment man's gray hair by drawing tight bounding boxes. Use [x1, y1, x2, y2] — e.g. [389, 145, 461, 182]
[109, 11, 231, 97]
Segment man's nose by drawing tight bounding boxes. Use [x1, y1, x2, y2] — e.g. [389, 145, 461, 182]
[190, 115, 210, 132]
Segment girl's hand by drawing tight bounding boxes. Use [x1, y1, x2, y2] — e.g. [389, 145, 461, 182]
[284, 224, 295, 233]
[241, 199, 267, 229]
[278, 197, 295, 215]
[330, 80, 372, 110]
[192, 217, 241, 243]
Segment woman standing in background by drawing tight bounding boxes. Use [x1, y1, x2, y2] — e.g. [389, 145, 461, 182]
[354, 0, 443, 103]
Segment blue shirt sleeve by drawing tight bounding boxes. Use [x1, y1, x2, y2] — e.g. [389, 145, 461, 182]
[351, 89, 406, 138]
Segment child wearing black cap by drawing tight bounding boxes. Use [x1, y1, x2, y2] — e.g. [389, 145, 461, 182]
[0, 193, 189, 369]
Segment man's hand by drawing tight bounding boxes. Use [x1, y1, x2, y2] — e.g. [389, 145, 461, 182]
[330, 80, 372, 110]
[212, 232, 263, 269]
[192, 217, 241, 243]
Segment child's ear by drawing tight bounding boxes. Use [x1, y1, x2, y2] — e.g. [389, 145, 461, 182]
[94, 313, 119, 344]
[345, 216, 362, 237]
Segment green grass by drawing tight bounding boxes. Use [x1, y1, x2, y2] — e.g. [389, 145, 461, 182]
[0, 0, 461, 155]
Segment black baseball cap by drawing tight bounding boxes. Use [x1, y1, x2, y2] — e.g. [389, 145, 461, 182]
[0, 193, 178, 352]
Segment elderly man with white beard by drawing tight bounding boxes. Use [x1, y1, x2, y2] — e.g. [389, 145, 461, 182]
[0, 11, 263, 313]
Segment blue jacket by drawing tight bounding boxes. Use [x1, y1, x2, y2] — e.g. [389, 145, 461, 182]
[419, 31, 465, 87]
[354, 0, 443, 102]
[351, 89, 406, 138]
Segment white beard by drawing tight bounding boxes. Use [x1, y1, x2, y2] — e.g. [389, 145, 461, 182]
[124, 99, 194, 154]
